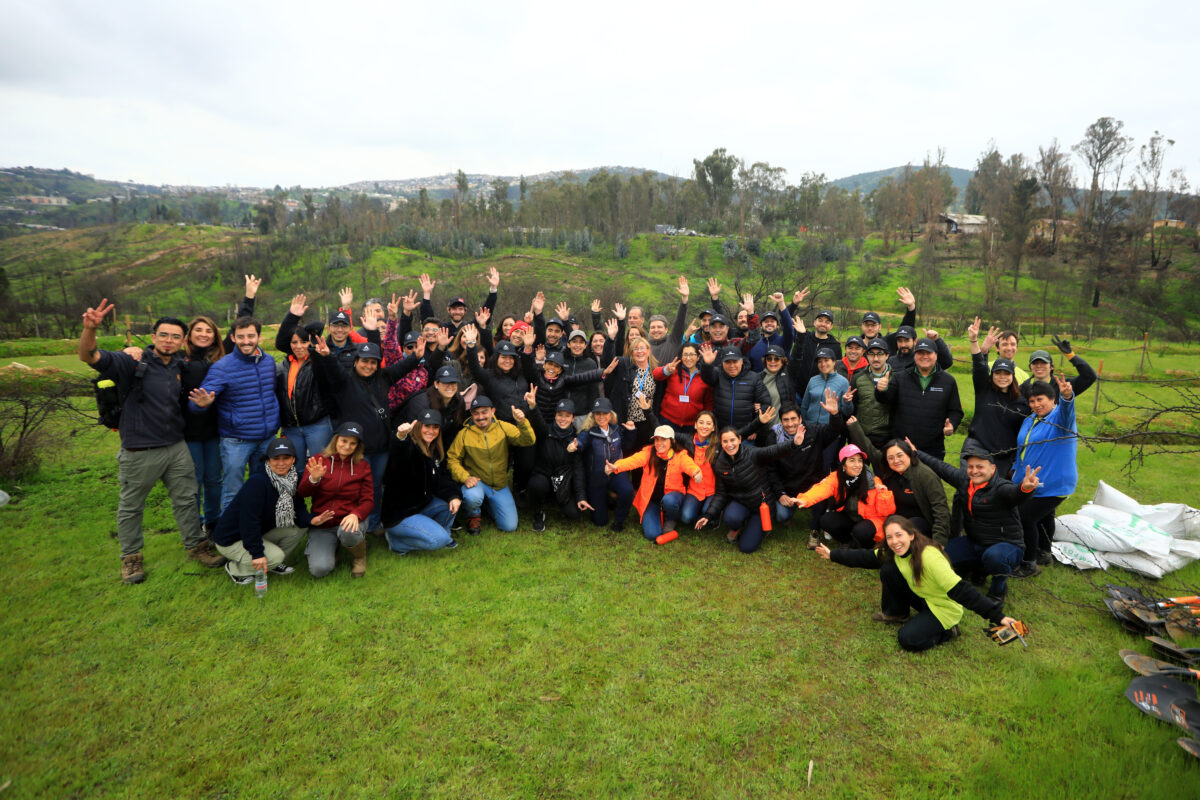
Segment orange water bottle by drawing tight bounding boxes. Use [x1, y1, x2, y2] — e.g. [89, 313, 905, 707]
[759, 501, 773, 533]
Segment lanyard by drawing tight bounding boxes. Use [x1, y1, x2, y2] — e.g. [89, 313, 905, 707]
[636, 367, 649, 394]
[680, 369, 698, 396]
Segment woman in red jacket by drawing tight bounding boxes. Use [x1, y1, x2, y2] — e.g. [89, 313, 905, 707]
[297, 421, 375, 578]
[795, 444, 895, 548]
[653, 342, 712, 435]
[607, 425, 704, 542]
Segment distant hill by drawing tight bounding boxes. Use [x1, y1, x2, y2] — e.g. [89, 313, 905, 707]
[0, 167, 162, 202]
[829, 165, 974, 207]
[339, 166, 673, 201]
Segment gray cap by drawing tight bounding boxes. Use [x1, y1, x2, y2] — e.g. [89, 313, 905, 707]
[1029, 349, 1053, 364]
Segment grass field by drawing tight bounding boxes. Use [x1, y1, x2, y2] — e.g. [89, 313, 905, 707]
[2, 333, 1200, 798]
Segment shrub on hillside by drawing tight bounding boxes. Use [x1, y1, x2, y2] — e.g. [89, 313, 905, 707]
[0, 369, 90, 484]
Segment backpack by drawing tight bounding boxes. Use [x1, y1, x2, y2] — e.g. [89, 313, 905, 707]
[93, 359, 149, 430]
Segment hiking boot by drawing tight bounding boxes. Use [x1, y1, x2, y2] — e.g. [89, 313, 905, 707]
[224, 562, 253, 585]
[347, 540, 367, 578]
[807, 533, 820, 550]
[467, 516, 482, 535]
[187, 541, 226, 568]
[532, 510, 547, 532]
[1036, 549, 1053, 566]
[871, 610, 910, 624]
[1011, 561, 1042, 579]
[121, 553, 145, 584]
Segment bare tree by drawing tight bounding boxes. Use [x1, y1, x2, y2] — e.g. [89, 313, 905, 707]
[1074, 116, 1133, 308]
[1036, 139, 1074, 253]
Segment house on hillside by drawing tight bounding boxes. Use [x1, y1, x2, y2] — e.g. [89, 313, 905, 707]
[1032, 218, 1078, 239]
[14, 195, 70, 206]
[939, 213, 989, 235]
[1153, 219, 1188, 230]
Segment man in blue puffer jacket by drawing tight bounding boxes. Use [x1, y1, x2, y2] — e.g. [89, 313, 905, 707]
[188, 316, 280, 511]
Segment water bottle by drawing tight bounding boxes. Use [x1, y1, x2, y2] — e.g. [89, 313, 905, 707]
[254, 567, 267, 599]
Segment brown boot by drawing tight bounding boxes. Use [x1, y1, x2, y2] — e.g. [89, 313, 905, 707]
[121, 553, 146, 584]
[347, 540, 367, 578]
[187, 541, 226, 568]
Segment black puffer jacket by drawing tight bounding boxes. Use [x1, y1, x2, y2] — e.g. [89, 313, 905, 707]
[464, 346, 528, 424]
[969, 352, 1029, 461]
[400, 385, 467, 450]
[875, 365, 963, 454]
[379, 435, 461, 528]
[705, 440, 796, 519]
[520, 350, 603, 425]
[529, 412, 586, 504]
[274, 357, 331, 429]
[759, 414, 846, 495]
[563, 351, 601, 415]
[312, 351, 419, 454]
[700, 362, 772, 432]
[916, 452, 1029, 548]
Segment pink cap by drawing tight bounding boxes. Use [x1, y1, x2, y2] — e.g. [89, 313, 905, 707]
[838, 444, 866, 462]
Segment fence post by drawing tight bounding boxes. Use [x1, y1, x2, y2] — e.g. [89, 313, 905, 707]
[1088, 322, 1094, 343]
[1093, 360, 1103, 414]
[1138, 332, 1149, 374]
[123, 314, 132, 346]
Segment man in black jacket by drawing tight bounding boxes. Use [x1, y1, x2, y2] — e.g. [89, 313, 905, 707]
[876, 338, 963, 460]
[917, 446, 1040, 606]
[759, 400, 846, 525]
[699, 346, 771, 435]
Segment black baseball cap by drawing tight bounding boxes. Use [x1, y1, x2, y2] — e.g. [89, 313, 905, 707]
[700, 308, 716, 319]
[470, 395, 494, 410]
[329, 310, 352, 326]
[815, 309, 834, 321]
[760, 310, 779, 322]
[720, 347, 743, 363]
[862, 311, 881, 324]
[896, 325, 917, 340]
[332, 421, 364, 440]
[264, 437, 297, 460]
[434, 365, 460, 383]
[355, 342, 382, 361]
[765, 345, 787, 359]
[555, 398, 576, 415]
[991, 357, 1016, 374]
[545, 350, 566, 367]
[845, 336, 865, 349]
[709, 314, 730, 328]
[402, 331, 421, 347]
[961, 444, 995, 463]
[866, 337, 889, 353]
[913, 338, 937, 353]
[546, 317, 565, 329]
[447, 297, 467, 308]
[815, 347, 836, 361]
[417, 409, 443, 426]
[591, 397, 613, 414]
[494, 340, 518, 356]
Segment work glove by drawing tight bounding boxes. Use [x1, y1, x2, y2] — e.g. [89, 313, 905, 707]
[1050, 335, 1072, 355]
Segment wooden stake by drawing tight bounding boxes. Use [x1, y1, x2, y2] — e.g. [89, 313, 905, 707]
[1093, 360, 1103, 414]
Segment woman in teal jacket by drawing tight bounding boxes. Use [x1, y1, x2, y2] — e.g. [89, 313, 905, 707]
[1011, 374, 1077, 577]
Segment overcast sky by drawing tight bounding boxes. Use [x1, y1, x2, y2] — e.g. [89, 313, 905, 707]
[3, 0, 1197, 189]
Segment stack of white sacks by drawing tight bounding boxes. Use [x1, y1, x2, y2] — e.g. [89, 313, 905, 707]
[1052, 481, 1200, 579]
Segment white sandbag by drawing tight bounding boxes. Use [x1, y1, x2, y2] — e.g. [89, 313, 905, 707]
[0, 489, 8, 508]
[1092, 480, 1192, 538]
[1101, 550, 1168, 580]
[1054, 514, 1141, 554]
[1169, 538, 1200, 560]
[1074, 506, 1174, 559]
[1051, 541, 1108, 571]
[1184, 509, 1200, 540]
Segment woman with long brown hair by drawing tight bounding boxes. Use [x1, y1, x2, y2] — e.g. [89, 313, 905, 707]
[816, 516, 1023, 652]
[379, 409, 462, 555]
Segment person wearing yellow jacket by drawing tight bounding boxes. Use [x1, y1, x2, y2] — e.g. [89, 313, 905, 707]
[608, 425, 704, 542]
[794, 444, 895, 548]
[446, 395, 536, 535]
[816, 516, 1022, 652]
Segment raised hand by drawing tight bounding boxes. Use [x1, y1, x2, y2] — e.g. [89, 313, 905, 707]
[312, 336, 331, 356]
[244, 274, 262, 298]
[603, 357, 620, 377]
[305, 456, 327, 482]
[475, 306, 491, 328]
[523, 311, 534, 324]
[591, 298, 602, 313]
[460, 324, 478, 347]
[395, 422, 414, 439]
[770, 291, 786, 309]
[757, 404, 777, 425]
[793, 316, 806, 334]
[551, 301, 568, 321]
[664, 357, 680, 376]
[604, 318, 619, 339]
[699, 342, 716, 364]
[677, 275, 690, 300]
[821, 388, 841, 416]
[925, 329, 939, 341]
[531, 291, 545, 315]
[943, 418, 954, 436]
[82, 298, 114, 329]
[361, 306, 381, 331]
[419, 273, 436, 298]
[1051, 335, 1072, 355]
[842, 387, 856, 405]
[412, 335, 427, 359]
[1055, 373, 1073, 400]
[896, 286, 916, 310]
[487, 265, 500, 291]
[511, 406, 526, 424]
[706, 277, 721, 298]
[740, 293, 755, 314]
[436, 327, 451, 349]
[386, 293, 400, 320]
[983, 326, 1000, 353]
[1020, 465, 1042, 492]
[613, 302, 627, 321]
[967, 317, 981, 342]
[188, 387, 216, 407]
[793, 286, 810, 305]
[402, 290, 419, 315]
[792, 428, 806, 446]
[535, 344, 546, 362]
[524, 385, 538, 409]
[339, 286, 353, 307]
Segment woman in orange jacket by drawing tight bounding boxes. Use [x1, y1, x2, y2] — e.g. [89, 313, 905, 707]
[678, 411, 718, 528]
[794, 444, 895, 548]
[607, 425, 703, 542]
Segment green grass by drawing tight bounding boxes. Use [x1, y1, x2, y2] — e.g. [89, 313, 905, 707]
[3, 377, 1200, 797]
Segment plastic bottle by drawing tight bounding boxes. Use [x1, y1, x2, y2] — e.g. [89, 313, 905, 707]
[655, 530, 679, 545]
[759, 502, 773, 533]
[254, 567, 267, 599]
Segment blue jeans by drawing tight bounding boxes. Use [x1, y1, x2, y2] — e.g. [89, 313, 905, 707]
[722, 500, 767, 554]
[364, 451, 389, 531]
[461, 482, 519, 531]
[945, 537, 1024, 597]
[584, 472, 634, 527]
[186, 437, 221, 526]
[219, 437, 270, 512]
[641, 491, 685, 540]
[679, 494, 713, 526]
[386, 498, 456, 554]
[283, 417, 332, 465]
[775, 500, 796, 524]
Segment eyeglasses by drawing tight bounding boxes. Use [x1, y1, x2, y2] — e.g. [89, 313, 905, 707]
[154, 332, 184, 341]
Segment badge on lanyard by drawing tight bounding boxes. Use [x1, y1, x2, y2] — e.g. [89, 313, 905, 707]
[679, 395, 690, 403]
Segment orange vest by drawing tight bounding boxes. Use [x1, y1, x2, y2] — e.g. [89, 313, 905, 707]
[613, 446, 701, 521]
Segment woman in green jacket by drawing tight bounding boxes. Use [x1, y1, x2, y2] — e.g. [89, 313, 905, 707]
[846, 418, 951, 544]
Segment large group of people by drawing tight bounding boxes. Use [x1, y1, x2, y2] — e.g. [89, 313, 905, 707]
[81, 270, 1094, 652]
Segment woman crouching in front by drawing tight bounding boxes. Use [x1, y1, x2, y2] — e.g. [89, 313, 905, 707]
[816, 515, 1022, 652]
[297, 421, 375, 578]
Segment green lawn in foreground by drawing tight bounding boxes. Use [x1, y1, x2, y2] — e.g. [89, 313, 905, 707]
[3, 398, 1200, 798]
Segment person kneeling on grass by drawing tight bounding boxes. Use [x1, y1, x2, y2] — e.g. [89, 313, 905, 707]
[815, 516, 1022, 652]
[380, 410, 463, 555]
[793, 444, 896, 550]
[606, 425, 704, 542]
[447, 395, 536, 535]
[297, 421, 374, 579]
[212, 438, 335, 585]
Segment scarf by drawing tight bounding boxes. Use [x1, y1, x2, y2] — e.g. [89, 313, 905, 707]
[266, 466, 298, 529]
[761, 370, 781, 409]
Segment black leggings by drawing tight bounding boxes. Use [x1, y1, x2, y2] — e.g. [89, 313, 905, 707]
[820, 510, 877, 548]
[525, 473, 582, 521]
[1019, 495, 1064, 560]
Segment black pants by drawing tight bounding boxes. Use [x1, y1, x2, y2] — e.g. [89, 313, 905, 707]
[510, 445, 537, 493]
[584, 472, 634, 526]
[821, 510, 876, 548]
[526, 473, 582, 521]
[880, 562, 958, 652]
[1019, 495, 1064, 560]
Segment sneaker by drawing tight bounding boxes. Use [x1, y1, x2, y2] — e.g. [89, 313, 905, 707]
[187, 541, 226, 568]
[269, 564, 295, 575]
[444, 539, 459, 550]
[121, 553, 145, 584]
[1011, 561, 1042, 579]
[871, 610, 910, 624]
[224, 562, 253, 585]
[609, 520, 626, 533]
[807, 533, 819, 550]
[467, 516, 482, 536]
[1036, 549, 1053, 566]
[532, 511, 546, 532]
